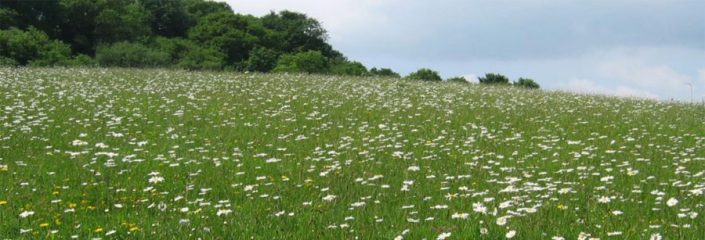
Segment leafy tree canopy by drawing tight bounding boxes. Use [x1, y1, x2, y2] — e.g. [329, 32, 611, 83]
[514, 77, 540, 89]
[370, 67, 401, 78]
[331, 60, 368, 76]
[0, 27, 71, 66]
[478, 73, 510, 85]
[406, 68, 442, 81]
[273, 50, 329, 74]
[188, 12, 264, 65]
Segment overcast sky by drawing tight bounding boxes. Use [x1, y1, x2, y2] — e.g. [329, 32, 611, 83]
[224, 0, 705, 101]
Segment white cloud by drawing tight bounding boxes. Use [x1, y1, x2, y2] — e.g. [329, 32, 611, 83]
[462, 74, 480, 83]
[597, 56, 693, 92]
[559, 79, 660, 99]
[698, 68, 705, 83]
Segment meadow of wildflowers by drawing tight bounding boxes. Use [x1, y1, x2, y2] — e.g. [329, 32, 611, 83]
[1, 68, 704, 239]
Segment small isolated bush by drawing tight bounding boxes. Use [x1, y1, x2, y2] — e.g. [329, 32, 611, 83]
[514, 77, 540, 89]
[406, 68, 442, 81]
[478, 73, 510, 85]
[370, 67, 400, 78]
[96, 42, 170, 67]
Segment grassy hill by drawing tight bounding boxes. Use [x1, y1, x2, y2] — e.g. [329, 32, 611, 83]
[1, 68, 704, 239]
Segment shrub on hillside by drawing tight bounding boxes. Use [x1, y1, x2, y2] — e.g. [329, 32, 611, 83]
[29, 41, 73, 66]
[96, 42, 170, 67]
[447, 76, 468, 83]
[273, 50, 329, 73]
[61, 54, 98, 67]
[514, 77, 540, 89]
[478, 73, 510, 85]
[370, 67, 400, 78]
[177, 46, 225, 70]
[406, 68, 442, 81]
[330, 60, 368, 76]
[0, 27, 72, 65]
[0, 56, 17, 66]
[146, 37, 225, 70]
[245, 47, 280, 72]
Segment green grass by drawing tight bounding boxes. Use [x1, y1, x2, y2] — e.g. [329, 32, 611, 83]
[1, 67, 704, 239]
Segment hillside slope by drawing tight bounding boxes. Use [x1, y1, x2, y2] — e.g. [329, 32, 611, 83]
[1, 68, 704, 239]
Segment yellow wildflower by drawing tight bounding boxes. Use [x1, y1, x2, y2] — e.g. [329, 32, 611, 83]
[39, 223, 49, 228]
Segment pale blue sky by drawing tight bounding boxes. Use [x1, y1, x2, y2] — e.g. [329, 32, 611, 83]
[225, 0, 705, 101]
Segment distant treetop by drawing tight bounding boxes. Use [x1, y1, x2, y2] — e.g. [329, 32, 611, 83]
[406, 68, 442, 81]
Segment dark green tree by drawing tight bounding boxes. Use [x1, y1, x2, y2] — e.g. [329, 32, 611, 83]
[58, 0, 106, 55]
[140, 0, 193, 38]
[0, 7, 19, 29]
[183, 0, 232, 19]
[188, 12, 264, 66]
[514, 77, 540, 89]
[478, 73, 510, 85]
[245, 47, 280, 72]
[406, 68, 442, 81]
[261, 11, 340, 59]
[273, 50, 329, 73]
[370, 67, 400, 78]
[0, 0, 63, 38]
[145, 36, 225, 70]
[95, 2, 152, 43]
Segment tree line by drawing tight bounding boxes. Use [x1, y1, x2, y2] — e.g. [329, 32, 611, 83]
[0, 0, 539, 89]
